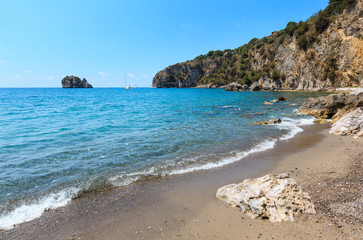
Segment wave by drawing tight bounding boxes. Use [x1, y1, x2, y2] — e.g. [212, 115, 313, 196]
[277, 116, 315, 141]
[217, 105, 236, 108]
[167, 139, 276, 175]
[0, 187, 79, 230]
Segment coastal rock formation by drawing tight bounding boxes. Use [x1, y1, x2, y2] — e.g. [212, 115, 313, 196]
[152, 59, 220, 88]
[330, 107, 363, 138]
[153, 0, 362, 90]
[273, 96, 288, 102]
[298, 92, 363, 121]
[62, 76, 93, 88]
[254, 118, 281, 125]
[299, 91, 363, 137]
[224, 82, 248, 91]
[216, 173, 316, 222]
[196, 83, 221, 88]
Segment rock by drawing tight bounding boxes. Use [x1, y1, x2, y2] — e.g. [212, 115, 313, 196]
[298, 92, 363, 120]
[224, 82, 248, 91]
[62, 76, 93, 88]
[250, 81, 261, 91]
[273, 96, 289, 102]
[300, 92, 363, 138]
[329, 107, 363, 138]
[298, 93, 346, 118]
[216, 173, 316, 222]
[254, 119, 281, 125]
[196, 83, 220, 88]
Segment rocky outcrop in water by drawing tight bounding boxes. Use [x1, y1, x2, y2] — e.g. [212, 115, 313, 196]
[216, 173, 316, 222]
[298, 92, 363, 122]
[299, 91, 363, 137]
[254, 118, 282, 125]
[273, 96, 288, 102]
[62, 76, 93, 88]
[153, 1, 362, 90]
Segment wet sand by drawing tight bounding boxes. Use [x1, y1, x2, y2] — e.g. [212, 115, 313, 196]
[1, 124, 362, 240]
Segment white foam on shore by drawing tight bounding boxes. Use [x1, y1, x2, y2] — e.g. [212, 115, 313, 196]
[0, 187, 78, 230]
[109, 167, 157, 187]
[108, 139, 278, 186]
[110, 116, 316, 185]
[278, 116, 315, 141]
[218, 105, 236, 108]
[168, 139, 277, 175]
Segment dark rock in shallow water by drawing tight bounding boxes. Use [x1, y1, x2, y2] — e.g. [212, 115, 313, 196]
[254, 118, 282, 125]
[273, 96, 289, 102]
[224, 82, 248, 91]
[62, 75, 93, 88]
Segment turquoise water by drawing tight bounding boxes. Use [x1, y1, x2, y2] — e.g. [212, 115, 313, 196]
[0, 88, 327, 229]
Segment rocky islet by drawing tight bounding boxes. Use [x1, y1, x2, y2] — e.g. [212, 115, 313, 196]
[61, 75, 93, 88]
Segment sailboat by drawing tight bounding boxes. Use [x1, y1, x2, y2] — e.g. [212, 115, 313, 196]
[124, 74, 131, 90]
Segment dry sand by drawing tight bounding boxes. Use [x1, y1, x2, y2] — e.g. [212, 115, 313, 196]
[1, 124, 362, 240]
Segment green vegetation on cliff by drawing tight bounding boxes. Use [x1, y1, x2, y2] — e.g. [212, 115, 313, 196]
[153, 0, 361, 89]
[194, 0, 357, 87]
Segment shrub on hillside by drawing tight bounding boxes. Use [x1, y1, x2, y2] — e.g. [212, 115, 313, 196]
[315, 11, 330, 33]
[286, 21, 298, 36]
[272, 70, 281, 80]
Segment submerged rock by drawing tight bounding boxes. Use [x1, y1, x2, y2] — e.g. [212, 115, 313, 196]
[330, 107, 363, 138]
[216, 173, 316, 222]
[273, 96, 288, 102]
[62, 75, 93, 88]
[254, 119, 281, 125]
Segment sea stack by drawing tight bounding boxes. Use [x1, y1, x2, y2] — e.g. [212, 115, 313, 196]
[61, 75, 93, 88]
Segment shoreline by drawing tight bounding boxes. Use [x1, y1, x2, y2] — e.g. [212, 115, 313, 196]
[0, 104, 316, 230]
[1, 124, 362, 239]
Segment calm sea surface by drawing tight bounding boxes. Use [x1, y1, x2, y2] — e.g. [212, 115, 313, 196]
[0, 88, 327, 229]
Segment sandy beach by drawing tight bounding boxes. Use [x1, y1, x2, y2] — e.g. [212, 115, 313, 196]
[1, 124, 362, 240]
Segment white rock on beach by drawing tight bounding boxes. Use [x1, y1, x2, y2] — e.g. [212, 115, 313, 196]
[216, 173, 316, 222]
[330, 107, 363, 138]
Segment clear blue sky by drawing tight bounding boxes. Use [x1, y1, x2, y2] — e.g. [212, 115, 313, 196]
[0, 0, 328, 87]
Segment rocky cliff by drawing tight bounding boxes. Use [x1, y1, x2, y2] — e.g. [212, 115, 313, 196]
[61, 76, 93, 88]
[153, 0, 363, 91]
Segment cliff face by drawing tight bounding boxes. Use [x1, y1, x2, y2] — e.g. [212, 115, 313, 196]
[153, 0, 363, 90]
[152, 56, 227, 88]
[271, 5, 363, 91]
[62, 76, 93, 88]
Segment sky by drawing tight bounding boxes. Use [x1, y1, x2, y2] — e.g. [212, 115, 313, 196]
[0, 0, 328, 88]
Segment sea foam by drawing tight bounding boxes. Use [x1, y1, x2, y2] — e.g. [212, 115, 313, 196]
[0, 187, 78, 230]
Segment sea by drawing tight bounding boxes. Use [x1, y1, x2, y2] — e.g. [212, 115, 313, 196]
[0, 88, 328, 229]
